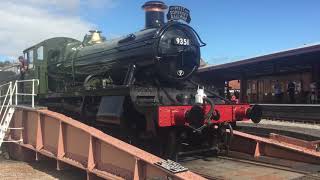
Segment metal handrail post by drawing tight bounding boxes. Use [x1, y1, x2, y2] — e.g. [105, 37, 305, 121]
[9, 82, 12, 105]
[15, 81, 18, 106]
[32, 79, 35, 108]
[0, 85, 10, 115]
[0, 82, 12, 125]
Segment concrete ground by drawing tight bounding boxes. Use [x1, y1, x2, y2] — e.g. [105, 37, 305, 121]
[237, 119, 320, 140]
[0, 149, 86, 180]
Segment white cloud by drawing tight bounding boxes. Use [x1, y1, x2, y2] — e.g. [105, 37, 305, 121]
[0, 0, 117, 59]
[8, 0, 117, 14]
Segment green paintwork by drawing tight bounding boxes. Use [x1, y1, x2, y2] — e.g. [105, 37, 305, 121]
[23, 37, 80, 96]
[21, 28, 161, 96]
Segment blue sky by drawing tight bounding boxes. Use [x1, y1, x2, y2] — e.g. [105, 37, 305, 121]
[1, 0, 320, 65]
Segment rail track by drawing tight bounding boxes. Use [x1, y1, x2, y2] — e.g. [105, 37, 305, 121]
[178, 129, 320, 179]
[185, 155, 320, 180]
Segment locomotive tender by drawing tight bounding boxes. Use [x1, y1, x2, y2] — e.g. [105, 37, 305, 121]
[18, 1, 261, 159]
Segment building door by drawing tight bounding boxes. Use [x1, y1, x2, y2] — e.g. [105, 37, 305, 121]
[257, 80, 264, 103]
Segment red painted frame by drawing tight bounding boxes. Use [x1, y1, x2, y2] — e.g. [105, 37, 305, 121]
[158, 104, 251, 127]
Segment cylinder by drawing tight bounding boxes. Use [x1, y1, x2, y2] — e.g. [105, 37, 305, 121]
[142, 1, 168, 29]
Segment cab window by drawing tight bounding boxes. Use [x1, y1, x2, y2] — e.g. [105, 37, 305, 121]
[37, 46, 43, 60]
[28, 50, 34, 69]
[29, 50, 34, 64]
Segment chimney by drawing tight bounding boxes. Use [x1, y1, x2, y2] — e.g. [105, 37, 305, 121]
[142, 1, 168, 29]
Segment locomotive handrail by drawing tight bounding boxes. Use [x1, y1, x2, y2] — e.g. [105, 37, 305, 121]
[154, 22, 207, 47]
[185, 25, 207, 47]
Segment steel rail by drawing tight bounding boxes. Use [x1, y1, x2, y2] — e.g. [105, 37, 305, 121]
[192, 171, 222, 180]
[219, 156, 309, 175]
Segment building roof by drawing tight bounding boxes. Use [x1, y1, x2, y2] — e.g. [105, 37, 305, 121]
[198, 43, 320, 73]
[197, 43, 320, 81]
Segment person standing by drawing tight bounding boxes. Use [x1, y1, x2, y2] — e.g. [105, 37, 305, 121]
[310, 81, 317, 104]
[18, 56, 28, 80]
[287, 81, 295, 103]
[274, 80, 282, 103]
[231, 94, 239, 104]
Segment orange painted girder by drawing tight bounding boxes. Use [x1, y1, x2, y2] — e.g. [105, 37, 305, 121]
[7, 107, 205, 180]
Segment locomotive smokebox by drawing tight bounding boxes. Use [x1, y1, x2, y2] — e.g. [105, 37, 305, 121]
[142, 1, 168, 29]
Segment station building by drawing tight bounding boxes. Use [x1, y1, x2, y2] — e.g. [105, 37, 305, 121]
[198, 43, 320, 104]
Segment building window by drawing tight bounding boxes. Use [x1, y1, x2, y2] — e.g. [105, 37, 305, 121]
[37, 46, 43, 60]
